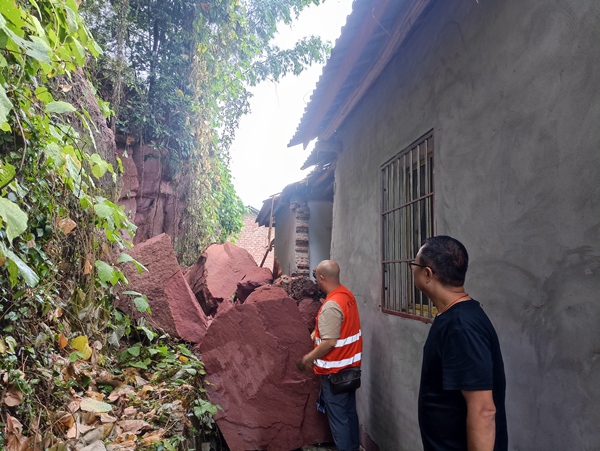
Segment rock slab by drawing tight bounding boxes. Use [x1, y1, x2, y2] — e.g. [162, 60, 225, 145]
[185, 243, 270, 316]
[200, 296, 331, 451]
[116, 233, 209, 343]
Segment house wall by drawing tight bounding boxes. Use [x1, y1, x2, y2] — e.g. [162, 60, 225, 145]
[330, 0, 600, 450]
[229, 211, 274, 270]
[308, 200, 333, 275]
[274, 206, 297, 276]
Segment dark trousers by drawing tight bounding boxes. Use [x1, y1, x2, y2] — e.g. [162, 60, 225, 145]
[320, 375, 360, 451]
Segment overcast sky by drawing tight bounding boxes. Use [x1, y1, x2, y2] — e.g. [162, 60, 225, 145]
[229, 0, 354, 210]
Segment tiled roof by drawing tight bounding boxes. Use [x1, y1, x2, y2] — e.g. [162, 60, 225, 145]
[289, 0, 433, 151]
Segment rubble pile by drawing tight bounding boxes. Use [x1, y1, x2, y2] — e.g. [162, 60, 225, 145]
[118, 238, 331, 451]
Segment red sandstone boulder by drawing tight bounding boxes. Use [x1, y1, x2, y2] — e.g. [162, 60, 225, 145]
[244, 285, 290, 304]
[185, 243, 266, 316]
[115, 233, 209, 343]
[199, 297, 331, 451]
[235, 266, 274, 302]
[298, 297, 322, 333]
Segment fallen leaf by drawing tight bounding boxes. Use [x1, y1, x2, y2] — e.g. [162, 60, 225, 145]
[117, 419, 151, 435]
[134, 375, 148, 387]
[3, 385, 23, 407]
[66, 422, 96, 439]
[80, 397, 113, 413]
[0, 338, 5, 353]
[57, 333, 68, 349]
[57, 217, 77, 235]
[85, 391, 105, 401]
[67, 398, 81, 413]
[100, 413, 117, 423]
[0, 256, 6, 267]
[122, 406, 137, 417]
[83, 257, 93, 275]
[26, 239, 35, 248]
[55, 411, 74, 429]
[58, 84, 72, 92]
[140, 429, 165, 446]
[5, 414, 30, 451]
[70, 335, 92, 360]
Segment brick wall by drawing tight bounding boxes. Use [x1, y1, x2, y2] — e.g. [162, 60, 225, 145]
[230, 211, 275, 270]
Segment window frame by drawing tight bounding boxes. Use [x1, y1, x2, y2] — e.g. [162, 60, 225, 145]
[380, 130, 436, 322]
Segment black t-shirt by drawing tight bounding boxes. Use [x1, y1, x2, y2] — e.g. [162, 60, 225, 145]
[418, 299, 507, 451]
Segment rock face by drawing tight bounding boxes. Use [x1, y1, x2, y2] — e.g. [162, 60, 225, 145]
[297, 298, 322, 333]
[117, 142, 189, 245]
[185, 243, 271, 316]
[235, 266, 274, 303]
[115, 233, 209, 343]
[244, 285, 290, 304]
[200, 296, 331, 451]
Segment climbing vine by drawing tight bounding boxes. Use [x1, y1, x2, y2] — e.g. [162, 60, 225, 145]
[82, 0, 330, 263]
[0, 0, 219, 448]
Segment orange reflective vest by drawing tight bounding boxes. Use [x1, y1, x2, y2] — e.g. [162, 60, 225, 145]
[314, 284, 362, 375]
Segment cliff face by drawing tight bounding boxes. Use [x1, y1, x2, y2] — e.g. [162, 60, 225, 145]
[117, 140, 189, 244]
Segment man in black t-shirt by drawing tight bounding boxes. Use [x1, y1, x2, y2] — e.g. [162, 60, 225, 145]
[412, 236, 507, 451]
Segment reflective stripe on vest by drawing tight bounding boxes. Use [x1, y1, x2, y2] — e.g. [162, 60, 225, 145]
[315, 351, 362, 369]
[315, 329, 362, 348]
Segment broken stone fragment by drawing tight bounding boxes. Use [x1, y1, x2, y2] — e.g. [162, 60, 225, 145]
[185, 243, 266, 316]
[200, 295, 331, 451]
[115, 233, 209, 343]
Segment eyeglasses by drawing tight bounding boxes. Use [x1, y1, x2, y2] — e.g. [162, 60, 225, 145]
[409, 260, 429, 269]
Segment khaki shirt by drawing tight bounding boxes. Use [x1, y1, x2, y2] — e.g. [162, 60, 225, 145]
[317, 300, 343, 339]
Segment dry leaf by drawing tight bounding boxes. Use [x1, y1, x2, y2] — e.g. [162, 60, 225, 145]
[3, 385, 23, 407]
[67, 398, 81, 413]
[5, 414, 30, 451]
[83, 257, 93, 275]
[57, 217, 77, 235]
[85, 391, 105, 401]
[0, 256, 7, 267]
[55, 411, 75, 429]
[57, 333, 68, 349]
[100, 413, 117, 423]
[65, 422, 95, 440]
[117, 419, 151, 435]
[140, 429, 165, 446]
[58, 84, 72, 92]
[134, 375, 148, 387]
[122, 406, 137, 418]
[26, 239, 35, 248]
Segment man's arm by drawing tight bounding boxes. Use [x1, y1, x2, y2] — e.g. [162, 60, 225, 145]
[461, 389, 496, 451]
[300, 338, 336, 370]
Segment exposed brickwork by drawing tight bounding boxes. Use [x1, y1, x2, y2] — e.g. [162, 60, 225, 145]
[229, 210, 274, 269]
[290, 199, 310, 277]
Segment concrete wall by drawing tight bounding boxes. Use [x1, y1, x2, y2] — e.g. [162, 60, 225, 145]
[308, 200, 333, 275]
[330, 0, 600, 450]
[273, 207, 297, 276]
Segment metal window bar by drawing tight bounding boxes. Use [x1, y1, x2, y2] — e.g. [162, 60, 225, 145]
[381, 131, 435, 321]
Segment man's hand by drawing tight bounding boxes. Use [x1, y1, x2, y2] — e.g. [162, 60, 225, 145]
[296, 354, 314, 372]
[296, 338, 337, 372]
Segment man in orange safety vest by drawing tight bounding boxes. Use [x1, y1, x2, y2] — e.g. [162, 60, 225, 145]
[299, 260, 362, 451]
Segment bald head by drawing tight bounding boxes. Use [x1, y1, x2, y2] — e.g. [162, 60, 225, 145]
[315, 260, 341, 294]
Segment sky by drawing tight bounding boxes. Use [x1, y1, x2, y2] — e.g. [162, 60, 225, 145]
[229, 0, 354, 210]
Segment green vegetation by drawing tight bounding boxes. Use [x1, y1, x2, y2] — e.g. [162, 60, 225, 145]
[0, 0, 329, 447]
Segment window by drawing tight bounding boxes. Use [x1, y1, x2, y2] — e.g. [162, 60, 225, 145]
[380, 131, 435, 321]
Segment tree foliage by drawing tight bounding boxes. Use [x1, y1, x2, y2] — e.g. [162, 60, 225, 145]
[82, 0, 330, 263]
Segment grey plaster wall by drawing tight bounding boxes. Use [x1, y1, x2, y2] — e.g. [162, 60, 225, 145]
[329, 0, 600, 449]
[308, 200, 333, 274]
[274, 208, 297, 276]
